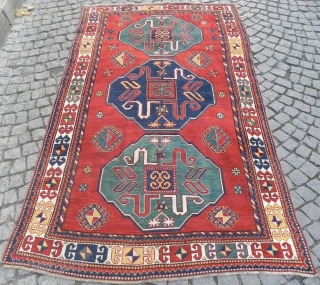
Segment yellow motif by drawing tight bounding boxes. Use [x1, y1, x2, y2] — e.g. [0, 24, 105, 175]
[229, 38, 243, 55]
[28, 200, 54, 236]
[111, 246, 155, 265]
[266, 204, 290, 242]
[80, 37, 94, 54]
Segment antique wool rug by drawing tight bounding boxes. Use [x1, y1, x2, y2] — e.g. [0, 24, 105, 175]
[3, 4, 316, 282]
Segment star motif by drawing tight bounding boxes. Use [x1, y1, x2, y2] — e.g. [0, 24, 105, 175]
[148, 218, 160, 227]
[84, 166, 92, 174]
[79, 183, 87, 192]
[96, 111, 104, 119]
[217, 112, 224, 119]
[155, 200, 168, 212]
[232, 168, 240, 176]
[234, 185, 242, 194]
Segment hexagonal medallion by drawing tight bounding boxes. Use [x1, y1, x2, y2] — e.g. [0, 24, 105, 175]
[106, 60, 216, 130]
[119, 15, 203, 56]
[99, 135, 224, 231]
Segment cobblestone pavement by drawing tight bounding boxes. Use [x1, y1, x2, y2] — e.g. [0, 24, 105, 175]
[0, 0, 319, 284]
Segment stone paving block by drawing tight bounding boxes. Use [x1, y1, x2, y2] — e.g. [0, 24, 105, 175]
[288, 169, 309, 186]
[280, 161, 293, 174]
[295, 145, 312, 158]
[283, 106, 299, 117]
[240, 274, 261, 285]
[292, 118, 309, 131]
[193, 276, 216, 285]
[283, 138, 299, 151]
[303, 277, 320, 285]
[296, 210, 312, 228]
[307, 179, 320, 193]
[292, 129, 305, 141]
[168, 280, 189, 285]
[16, 275, 38, 285]
[4, 147, 21, 160]
[0, 267, 16, 285]
[285, 280, 301, 285]
[308, 126, 320, 140]
[217, 275, 240, 285]
[296, 186, 317, 202]
[310, 152, 320, 167]
[259, 274, 287, 285]
[0, 204, 16, 223]
[307, 221, 320, 241]
[300, 162, 319, 178]
[302, 203, 320, 222]
[10, 157, 26, 174]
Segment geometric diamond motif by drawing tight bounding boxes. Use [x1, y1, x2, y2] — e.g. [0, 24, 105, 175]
[36, 240, 48, 253]
[188, 51, 211, 68]
[266, 244, 279, 257]
[219, 245, 233, 257]
[85, 208, 101, 225]
[202, 125, 232, 153]
[111, 50, 136, 67]
[126, 248, 140, 263]
[92, 126, 123, 152]
[79, 246, 93, 260]
[175, 247, 188, 261]
[271, 215, 282, 227]
[36, 212, 47, 223]
[215, 210, 231, 224]
[207, 206, 238, 229]
[77, 204, 109, 230]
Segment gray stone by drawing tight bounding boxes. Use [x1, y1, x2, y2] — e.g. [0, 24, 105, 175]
[291, 118, 309, 132]
[259, 274, 287, 285]
[293, 101, 311, 113]
[296, 210, 312, 227]
[288, 169, 309, 186]
[168, 280, 189, 285]
[283, 106, 299, 117]
[16, 275, 38, 285]
[285, 154, 306, 168]
[4, 147, 21, 160]
[292, 129, 306, 140]
[301, 203, 320, 222]
[306, 221, 320, 241]
[283, 139, 299, 151]
[11, 123, 27, 136]
[9, 173, 24, 188]
[217, 275, 240, 285]
[27, 154, 39, 170]
[310, 152, 320, 166]
[298, 113, 314, 125]
[27, 117, 44, 130]
[307, 179, 320, 191]
[295, 145, 312, 158]
[274, 113, 291, 124]
[22, 142, 39, 156]
[193, 276, 216, 285]
[300, 162, 319, 178]
[240, 274, 261, 285]
[0, 267, 16, 285]
[303, 277, 320, 285]
[309, 126, 320, 140]
[10, 157, 27, 174]
[296, 186, 317, 202]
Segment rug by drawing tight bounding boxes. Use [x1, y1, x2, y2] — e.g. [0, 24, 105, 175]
[3, 4, 316, 282]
